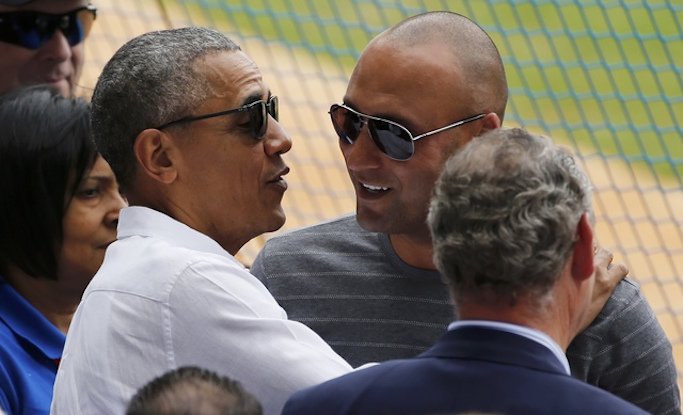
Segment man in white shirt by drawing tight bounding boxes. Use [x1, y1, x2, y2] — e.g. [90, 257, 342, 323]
[51, 27, 351, 415]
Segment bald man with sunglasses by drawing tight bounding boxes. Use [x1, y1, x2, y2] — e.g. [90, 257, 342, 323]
[252, 11, 680, 415]
[0, 0, 96, 97]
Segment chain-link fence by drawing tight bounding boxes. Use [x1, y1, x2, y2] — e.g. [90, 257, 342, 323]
[80, 0, 683, 389]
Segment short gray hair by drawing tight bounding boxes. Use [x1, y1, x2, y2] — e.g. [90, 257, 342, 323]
[428, 128, 593, 306]
[91, 27, 240, 190]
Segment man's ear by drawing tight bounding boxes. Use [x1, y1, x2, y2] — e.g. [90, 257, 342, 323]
[133, 129, 178, 185]
[571, 213, 595, 281]
[478, 112, 502, 134]
[461, 112, 501, 148]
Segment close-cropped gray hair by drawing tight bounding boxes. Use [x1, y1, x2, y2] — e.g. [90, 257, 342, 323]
[91, 27, 241, 191]
[428, 128, 593, 306]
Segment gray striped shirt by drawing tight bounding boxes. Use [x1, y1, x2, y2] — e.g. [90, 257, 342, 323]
[251, 215, 680, 415]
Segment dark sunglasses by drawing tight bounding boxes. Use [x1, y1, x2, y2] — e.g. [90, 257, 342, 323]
[0, 5, 97, 50]
[156, 96, 279, 139]
[329, 104, 486, 161]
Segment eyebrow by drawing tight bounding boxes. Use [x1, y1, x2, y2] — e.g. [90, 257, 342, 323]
[80, 174, 116, 185]
[241, 90, 272, 107]
[342, 99, 416, 132]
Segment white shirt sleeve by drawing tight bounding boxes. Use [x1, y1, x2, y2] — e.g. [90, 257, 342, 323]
[167, 259, 351, 415]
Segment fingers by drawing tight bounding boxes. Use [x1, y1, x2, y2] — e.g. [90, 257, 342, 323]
[594, 246, 613, 268]
[594, 246, 628, 281]
[575, 245, 628, 334]
[610, 262, 629, 279]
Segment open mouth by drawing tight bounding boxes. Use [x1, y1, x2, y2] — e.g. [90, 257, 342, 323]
[360, 182, 390, 193]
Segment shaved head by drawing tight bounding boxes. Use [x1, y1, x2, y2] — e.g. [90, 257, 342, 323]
[341, 10, 508, 243]
[372, 11, 508, 121]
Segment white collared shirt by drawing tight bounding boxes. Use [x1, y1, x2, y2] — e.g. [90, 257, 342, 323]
[51, 206, 351, 415]
[448, 320, 571, 375]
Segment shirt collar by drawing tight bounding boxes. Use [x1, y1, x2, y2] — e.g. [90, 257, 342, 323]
[0, 276, 65, 360]
[116, 206, 242, 266]
[448, 320, 570, 375]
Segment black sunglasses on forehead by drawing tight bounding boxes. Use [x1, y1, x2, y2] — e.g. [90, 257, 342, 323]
[0, 5, 97, 50]
[329, 104, 486, 161]
[156, 96, 279, 139]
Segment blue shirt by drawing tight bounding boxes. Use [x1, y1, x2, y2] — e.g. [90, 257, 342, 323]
[0, 276, 65, 415]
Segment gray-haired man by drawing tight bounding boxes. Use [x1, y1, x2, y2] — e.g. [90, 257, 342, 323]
[51, 27, 351, 415]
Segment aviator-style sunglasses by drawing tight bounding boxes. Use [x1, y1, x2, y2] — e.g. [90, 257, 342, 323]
[329, 103, 486, 161]
[156, 96, 279, 139]
[0, 5, 97, 50]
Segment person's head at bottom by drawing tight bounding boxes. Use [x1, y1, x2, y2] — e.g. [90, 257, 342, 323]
[126, 366, 262, 415]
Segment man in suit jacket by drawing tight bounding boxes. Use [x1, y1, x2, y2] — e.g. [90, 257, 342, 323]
[282, 128, 648, 415]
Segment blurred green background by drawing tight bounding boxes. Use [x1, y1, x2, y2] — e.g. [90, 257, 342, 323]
[162, 0, 682, 183]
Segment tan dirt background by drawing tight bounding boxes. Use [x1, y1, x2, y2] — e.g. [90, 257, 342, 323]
[80, 0, 683, 393]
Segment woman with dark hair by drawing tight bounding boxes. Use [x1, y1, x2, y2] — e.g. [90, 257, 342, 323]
[0, 87, 126, 414]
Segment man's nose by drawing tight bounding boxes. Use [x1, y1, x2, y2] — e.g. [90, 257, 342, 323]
[264, 117, 293, 156]
[38, 30, 73, 62]
[342, 122, 383, 170]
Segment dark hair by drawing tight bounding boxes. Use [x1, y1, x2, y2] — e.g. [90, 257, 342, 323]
[0, 86, 97, 280]
[126, 366, 262, 415]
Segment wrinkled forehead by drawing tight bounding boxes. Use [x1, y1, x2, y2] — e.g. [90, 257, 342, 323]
[0, 0, 89, 12]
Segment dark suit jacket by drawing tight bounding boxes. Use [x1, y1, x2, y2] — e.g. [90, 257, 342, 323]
[282, 326, 649, 415]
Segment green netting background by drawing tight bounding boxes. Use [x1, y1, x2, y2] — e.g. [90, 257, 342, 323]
[79, 0, 682, 389]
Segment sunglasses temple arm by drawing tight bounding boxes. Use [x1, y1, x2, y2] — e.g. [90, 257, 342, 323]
[413, 113, 487, 141]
